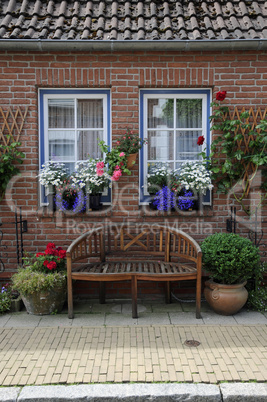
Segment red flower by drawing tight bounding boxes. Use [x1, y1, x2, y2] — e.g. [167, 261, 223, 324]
[58, 249, 66, 258]
[197, 136, 205, 146]
[36, 252, 45, 258]
[216, 91, 227, 101]
[43, 260, 49, 267]
[46, 261, 57, 270]
[46, 242, 56, 249]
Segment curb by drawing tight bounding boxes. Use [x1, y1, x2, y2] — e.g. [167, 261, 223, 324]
[0, 383, 266, 401]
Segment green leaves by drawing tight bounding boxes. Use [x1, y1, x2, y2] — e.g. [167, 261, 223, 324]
[209, 104, 267, 214]
[0, 141, 25, 201]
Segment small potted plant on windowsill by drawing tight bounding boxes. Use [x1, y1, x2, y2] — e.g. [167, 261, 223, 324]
[201, 232, 260, 315]
[71, 158, 110, 210]
[115, 127, 147, 169]
[12, 243, 67, 315]
[174, 162, 213, 211]
[38, 161, 68, 211]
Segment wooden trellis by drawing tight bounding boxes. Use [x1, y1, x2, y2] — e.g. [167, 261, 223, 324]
[224, 106, 267, 196]
[0, 106, 28, 152]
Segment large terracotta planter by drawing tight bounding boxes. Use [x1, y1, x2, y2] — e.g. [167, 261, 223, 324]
[21, 284, 66, 315]
[126, 153, 138, 169]
[204, 279, 248, 315]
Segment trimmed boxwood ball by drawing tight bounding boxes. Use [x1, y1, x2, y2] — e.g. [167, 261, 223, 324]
[201, 232, 260, 284]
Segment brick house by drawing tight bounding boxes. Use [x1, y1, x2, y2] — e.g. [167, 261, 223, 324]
[0, 0, 266, 298]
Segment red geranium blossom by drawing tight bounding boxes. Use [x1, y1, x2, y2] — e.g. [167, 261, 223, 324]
[197, 136, 205, 146]
[216, 91, 227, 101]
[36, 252, 45, 258]
[46, 261, 57, 270]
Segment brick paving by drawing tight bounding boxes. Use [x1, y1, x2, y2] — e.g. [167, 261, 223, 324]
[0, 324, 266, 386]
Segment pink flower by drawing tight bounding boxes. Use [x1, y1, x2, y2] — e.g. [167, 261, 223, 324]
[111, 169, 122, 181]
[97, 168, 104, 176]
[119, 152, 125, 157]
[96, 161, 104, 169]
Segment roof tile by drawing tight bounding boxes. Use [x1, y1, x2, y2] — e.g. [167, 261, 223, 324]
[0, 0, 266, 41]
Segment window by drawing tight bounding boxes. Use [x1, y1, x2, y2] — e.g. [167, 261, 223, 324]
[39, 89, 111, 204]
[140, 89, 211, 203]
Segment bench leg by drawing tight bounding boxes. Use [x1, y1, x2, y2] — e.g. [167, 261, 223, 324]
[165, 281, 171, 304]
[131, 276, 138, 318]
[99, 282, 106, 304]
[67, 275, 74, 319]
[196, 278, 201, 319]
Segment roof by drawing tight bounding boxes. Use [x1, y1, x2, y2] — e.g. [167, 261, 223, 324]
[0, 0, 267, 51]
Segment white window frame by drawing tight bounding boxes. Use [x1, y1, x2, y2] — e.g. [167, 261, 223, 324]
[39, 89, 111, 205]
[139, 89, 211, 204]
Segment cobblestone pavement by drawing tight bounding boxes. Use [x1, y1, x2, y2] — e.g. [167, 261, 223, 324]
[0, 301, 266, 386]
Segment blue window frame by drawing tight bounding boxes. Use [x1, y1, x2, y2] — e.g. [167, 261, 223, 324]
[39, 89, 111, 204]
[139, 89, 211, 204]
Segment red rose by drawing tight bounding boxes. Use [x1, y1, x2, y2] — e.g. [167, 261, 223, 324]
[197, 136, 205, 146]
[43, 260, 49, 267]
[216, 91, 227, 101]
[47, 261, 57, 270]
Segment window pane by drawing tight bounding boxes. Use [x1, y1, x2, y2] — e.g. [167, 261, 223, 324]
[77, 99, 103, 128]
[48, 130, 75, 161]
[176, 99, 202, 128]
[48, 99, 74, 128]
[77, 130, 103, 160]
[176, 130, 201, 160]
[147, 99, 174, 128]
[148, 130, 174, 160]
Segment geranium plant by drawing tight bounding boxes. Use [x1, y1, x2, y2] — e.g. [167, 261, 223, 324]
[23, 242, 67, 274]
[116, 127, 147, 155]
[98, 140, 131, 181]
[12, 243, 67, 301]
[202, 90, 267, 214]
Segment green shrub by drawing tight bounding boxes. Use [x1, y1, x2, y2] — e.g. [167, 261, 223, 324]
[201, 232, 260, 284]
[12, 267, 66, 296]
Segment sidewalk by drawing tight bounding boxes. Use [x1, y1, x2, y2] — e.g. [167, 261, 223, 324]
[0, 299, 266, 388]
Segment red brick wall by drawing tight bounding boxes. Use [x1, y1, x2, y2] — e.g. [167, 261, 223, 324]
[0, 49, 266, 297]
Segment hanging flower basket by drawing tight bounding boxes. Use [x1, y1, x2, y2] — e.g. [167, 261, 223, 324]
[126, 153, 138, 169]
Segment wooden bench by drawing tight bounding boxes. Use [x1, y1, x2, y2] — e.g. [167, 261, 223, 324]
[66, 225, 202, 319]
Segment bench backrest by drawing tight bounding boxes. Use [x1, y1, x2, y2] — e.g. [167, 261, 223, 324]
[67, 225, 202, 265]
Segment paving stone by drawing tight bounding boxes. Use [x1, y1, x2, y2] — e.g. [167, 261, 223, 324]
[71, 314, 105, 327]
[169, 312, 204, 325]
[202, 311, 237, 325]
[3, 314, 41, 328]
[233, 311, 267, 325]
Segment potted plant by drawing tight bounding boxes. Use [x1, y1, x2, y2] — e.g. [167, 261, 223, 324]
[98, 140, 131, 181]
[12, 243, 67, 315]
[71, 158, 109, 210]
[38, 161, 68, 210]
[115, 127, 147, 168]
[201, 232, 260, 315]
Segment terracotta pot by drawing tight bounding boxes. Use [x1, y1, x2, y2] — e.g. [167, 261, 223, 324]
[126, 153, 138, 169]
[21, 284, 66, 315]
[204, 279, 248, 315]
